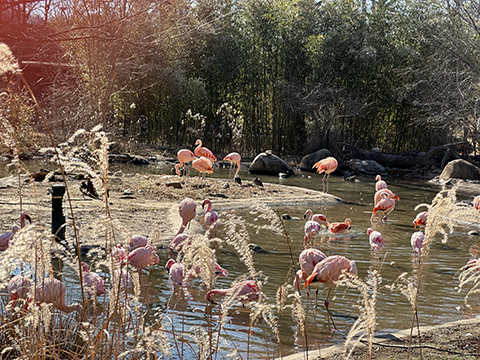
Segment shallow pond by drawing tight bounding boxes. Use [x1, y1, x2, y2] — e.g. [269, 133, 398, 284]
[2, 159, 480, 359]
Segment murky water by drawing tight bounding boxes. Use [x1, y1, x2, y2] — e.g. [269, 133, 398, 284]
[2, 159, 480, 358]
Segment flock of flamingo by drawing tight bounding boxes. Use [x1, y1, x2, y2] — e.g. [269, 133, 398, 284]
[3, 147, 480, 333]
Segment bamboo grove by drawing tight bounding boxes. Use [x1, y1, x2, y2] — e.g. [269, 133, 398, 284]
[2, 0, 480, 157]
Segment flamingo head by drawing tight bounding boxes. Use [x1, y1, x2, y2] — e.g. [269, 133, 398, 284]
[367, 228, 374, 235]
[195, 139, 201, 146]
[214, 263, 228, 277]
[165, 259, 176, 271]
[21, 213, 32, 224]
[303, 209, 313, 220]
[345, 218, 352, 229]
[380, 191, 389, 199]
[375, 175, 381, 181]
[393, 195, 400, 201]
[81, 262, 89, 273]
[205, 290, 216, 304]
[202, 199, 212, 209]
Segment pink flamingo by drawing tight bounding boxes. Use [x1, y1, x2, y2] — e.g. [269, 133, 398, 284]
[192, 156, 213, 180]
[32, 278, 85, 320]
[194, 139, 217, 162]
[371, 192, 396, 222]
[375, 175, 388, 191]
[293, 248, 327, 293]
[175, 149, 197, 176]
[127, 244, 160, 275]
[413, 211, 428, 228]
[328, 218, 352, 234]
[0, 213, 32, 251]
[411, 231, 425, 254]
[202, 199, 219, 238]
[223, 152, 241, 181]
[166, 259, 184, 286]
[312, 157, 338, 193]
[473, 195, 480, 210]
[81, 262, 106, 299]
[303, 255, 358, 331]
[111, 244, 127, 264]
[374, 189, 399, 206]
[367, 228, 384, 258]
[129, 234, 151, 252]
[177, 198, 197, 235]
[191, 260, 228, 279]
[169, 233, 191, 252]
[8, 275, 31, 304]
[304, 209, 328, 227]
[304, 220, 321, 244]
[206, 280, 261, 305]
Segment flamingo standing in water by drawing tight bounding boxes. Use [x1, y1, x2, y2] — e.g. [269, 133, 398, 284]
[223, 152, 241, 181]
[127, 244, 160, 275]
[202, 199, 219, 238]
[304, 209, 328, 228]
[375, 175, 388, 191]
[371, 192, 396, 222]
[111, 244, 127, 264]
[312, 157, 338, 193]
[293, 248, 327, 293]
[166, 259, 184, 286]
[328, 218, 352, 234]
[304, 220, 321, 244]
[175, 149, 197, 177]
[303, 255, 358, 331]
[32, 278, 86, 320]
[206, 280, 261, 305]
[129, 234, 151, 252]
[374, 189, 399, 206]
[411, 231, 425, 254]
[177, 198, 197, 235]
[194, 139, 217, 162]
[81, 262, 105, 300]
[0, 212, 32, 251]
[192, 156, 213, 181]
[413, 211, 428, 228]
[367, 228, 384, 258]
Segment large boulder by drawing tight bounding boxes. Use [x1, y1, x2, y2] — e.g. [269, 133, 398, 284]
[249, 150, 295, 177]
[299, 149, 330, 172]
[439, 159, 480, 180]
[353, 159, 386, 175]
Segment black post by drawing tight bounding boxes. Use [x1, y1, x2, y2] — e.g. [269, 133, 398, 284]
[51, 184, 66, 243]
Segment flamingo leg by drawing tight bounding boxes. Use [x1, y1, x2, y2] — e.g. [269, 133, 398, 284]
[324, 288, 337, 332]
[322, 173, 326, 192]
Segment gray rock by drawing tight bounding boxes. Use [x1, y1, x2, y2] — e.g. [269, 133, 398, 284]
[353, 159, 386, 175]
[249, 151, 295, 177]
[439, 159, 480, 181]
[299, 149, 330, 172]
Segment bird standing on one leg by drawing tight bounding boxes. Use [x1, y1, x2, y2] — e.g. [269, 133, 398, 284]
[223, 152, 241, 182]
[312, 157, 338, 193]
[194, 139, 217, 162]
[202, 199, 219, 238]
[375, 175, 388, 191]
[177, 198, 197, 235]
[175, 149, 197, 177]
[367, 228, 384, 259]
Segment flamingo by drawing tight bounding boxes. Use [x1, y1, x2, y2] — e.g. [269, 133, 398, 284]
[371, 192, 396, 222]
[312, 157, 338, 193]
[375, 175, 388, 191]
[32, 278, 85, 320]
[374, 189, 399, 206]
[175, 149, 197, 176]
[8, 275, 31, 304]
[114, 267, 133, 290]
[474, 196, 480, 210]
[303, 255, 358, 331]
[223, 152, 241, 181]
[194, 139, 217, 162]
[304, 220, 321, 244]
[202, 199, 219, 238]
[411, 231, 425, 254]
[166, 259, 184, 286]
[367, 228, 384, 258]
[81, 262, 105, 299]
[328, 218, 352, 234]
[177, 198, 197, 235]
[413, 211, 428, 228]
[192, 156, 213, 181]
[206, 280, 261, 305]
[129, 234, 151, 252]
[169, 233, 191, 252]
[304, 209, 328, 227]
[293, 248, 327, 293]
[0, 212, 32, 251]
[111, 244, 127, 264]
[127, 244, 160, 275]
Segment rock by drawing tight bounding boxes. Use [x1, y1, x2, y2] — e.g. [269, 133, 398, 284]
[439, 159, 480, 181]
[249, 151, 295, 177]
[299, 149, 330, 172]
[353, 159, 386, 175]
[166, 182, 183, 189]
[468, 230, 480, 236]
